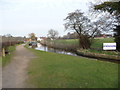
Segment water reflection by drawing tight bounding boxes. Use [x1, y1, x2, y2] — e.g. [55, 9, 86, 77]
[35, 43, 77, 56]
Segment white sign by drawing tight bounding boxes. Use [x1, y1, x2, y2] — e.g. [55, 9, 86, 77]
[103, 43, 116, 50]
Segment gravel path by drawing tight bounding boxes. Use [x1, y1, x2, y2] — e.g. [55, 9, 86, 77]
[2, 44, 36, 88]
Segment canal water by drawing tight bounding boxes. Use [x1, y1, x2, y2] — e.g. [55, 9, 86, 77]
[35, 43, 77, 56]
[34, 43, 119, 63]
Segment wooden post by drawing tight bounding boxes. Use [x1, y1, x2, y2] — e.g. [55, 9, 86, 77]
[2, 48, 5, 57]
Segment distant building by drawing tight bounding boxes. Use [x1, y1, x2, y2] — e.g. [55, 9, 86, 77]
[37, 37, 42, 41]
[39, 37, 47, 41]
[95, 34, 113, 38]
[62, 32, 79, 39]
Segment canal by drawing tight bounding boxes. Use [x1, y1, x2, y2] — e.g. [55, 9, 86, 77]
[35, 43, 77, 56]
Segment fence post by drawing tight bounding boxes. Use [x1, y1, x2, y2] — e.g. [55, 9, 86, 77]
[2, 48, 5, 57]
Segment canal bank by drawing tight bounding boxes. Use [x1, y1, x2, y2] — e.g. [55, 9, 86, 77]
[37, 42, 120, 63]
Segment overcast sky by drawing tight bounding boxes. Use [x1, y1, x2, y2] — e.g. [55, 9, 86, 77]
[0, 0, 113, 37]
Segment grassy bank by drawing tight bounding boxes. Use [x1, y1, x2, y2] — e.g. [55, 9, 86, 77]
[79, 49, 120, 56]
[42, 38, 117, 57]
[26, 47, 118, 88]
[2, 46, 16, 66]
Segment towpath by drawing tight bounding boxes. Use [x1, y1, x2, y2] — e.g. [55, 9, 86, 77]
[2, 44, 35, 88]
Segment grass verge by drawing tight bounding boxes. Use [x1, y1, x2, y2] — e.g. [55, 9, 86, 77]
[2, 45, 16, 67]
[26, 47, 118, 88]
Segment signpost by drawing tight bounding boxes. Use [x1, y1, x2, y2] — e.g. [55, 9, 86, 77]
[103, 43, 116, 50]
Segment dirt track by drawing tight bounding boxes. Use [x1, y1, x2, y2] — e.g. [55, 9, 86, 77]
[2, 44, 35, 88]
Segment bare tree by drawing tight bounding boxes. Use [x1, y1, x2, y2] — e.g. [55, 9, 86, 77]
[47, 29, 59, 40]
[64, 9, 118, 49]
[88, 11, 117, 37]
[94, 1, 120, 51]
[64, 10, 92, 49]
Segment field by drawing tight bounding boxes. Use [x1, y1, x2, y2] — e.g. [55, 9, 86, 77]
[26, 47, 118, 88]
[51, 38, 120, 56]
[91, 38, 115, 49]
[54, 39, 78, 45]
[53, 38, 115, 49]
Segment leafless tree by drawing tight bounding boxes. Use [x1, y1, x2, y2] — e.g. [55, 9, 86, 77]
[64, 9, 118, 49]
[47, 29, 59, 40]
[64, 10, 92, 49]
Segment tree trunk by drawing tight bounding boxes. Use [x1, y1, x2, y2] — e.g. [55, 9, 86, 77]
[114, 25, 120, 51]
[79, 35, 91, 49]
